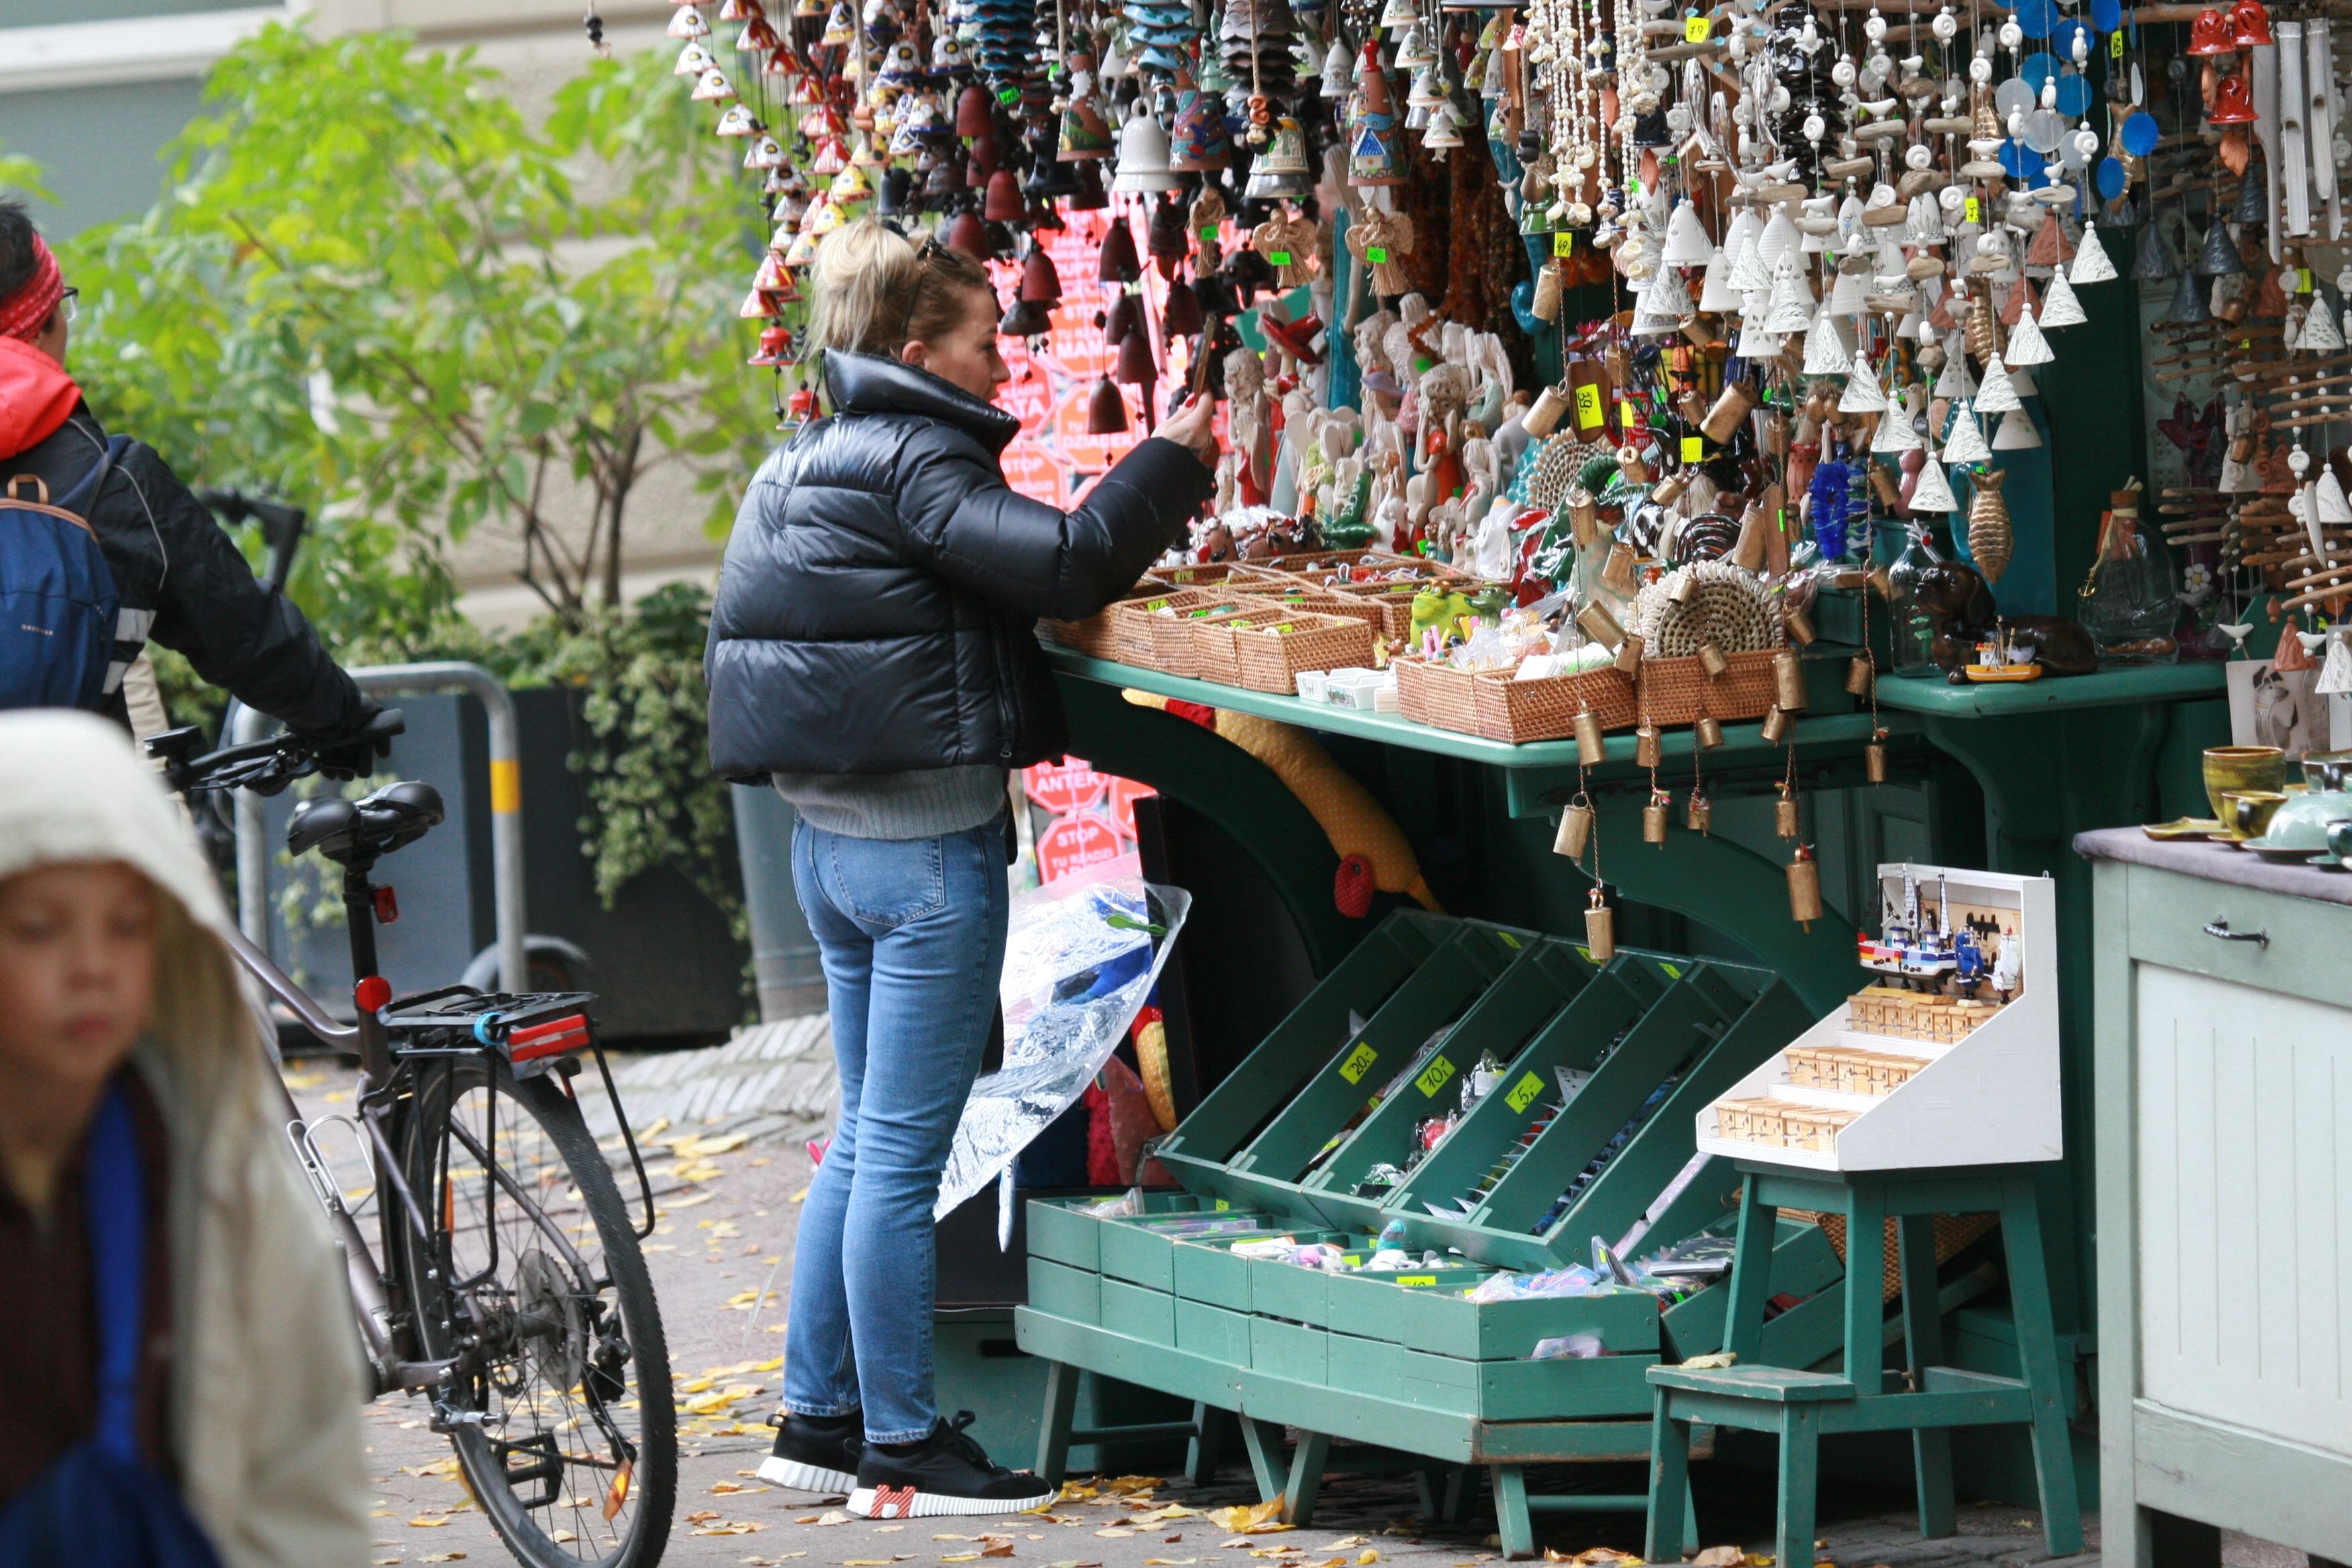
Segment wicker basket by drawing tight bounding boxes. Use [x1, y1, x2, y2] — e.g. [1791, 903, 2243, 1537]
[1393, 656, 1640, 744]
[1186, 606, 1293, 685]
[1046, 585, 1161, 657]
[1323, 577, 1455, 640]
[1229, 613, 1378, 693]
[1790, 1210, 2002, 1302]
[1264, 549, 1434, 579]
[1109, 589, 1240, 671]
[1635, 648, 1781, 727]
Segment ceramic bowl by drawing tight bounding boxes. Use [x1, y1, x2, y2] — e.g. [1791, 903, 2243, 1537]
[2204, 745, 2286, 820]
[2302, 750, 2352, 790]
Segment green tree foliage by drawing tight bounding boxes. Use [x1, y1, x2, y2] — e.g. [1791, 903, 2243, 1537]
[54, 26, 775, 923]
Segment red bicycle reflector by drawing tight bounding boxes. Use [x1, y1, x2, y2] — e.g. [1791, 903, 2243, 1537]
[510, 1012, 592, 1063]
[354, 975, 393, 1013]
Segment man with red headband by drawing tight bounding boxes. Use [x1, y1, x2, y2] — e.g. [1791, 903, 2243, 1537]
[0, 201, 377, 755]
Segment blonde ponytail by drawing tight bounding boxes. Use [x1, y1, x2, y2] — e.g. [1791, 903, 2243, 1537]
[807, 217, 996, 360]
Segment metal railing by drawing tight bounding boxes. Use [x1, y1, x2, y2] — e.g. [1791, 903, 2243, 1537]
[234, 661, 528, 993]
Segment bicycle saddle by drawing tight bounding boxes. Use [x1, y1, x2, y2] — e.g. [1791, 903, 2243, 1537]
[287, 780, 446, 865]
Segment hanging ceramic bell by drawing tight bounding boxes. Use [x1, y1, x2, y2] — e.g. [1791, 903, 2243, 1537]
[2071, 220, 2118, 285]
[1643, 791, 1670, 844]
[1787, 843, 1824, 928]
[1159, 280, 1204, 340]
[2196, 219, 2247, 278]
[2039, 268, 2088, 328]
[1167, 88, 1230, 173]
[1087, 375, 1130, 433]
[1910, 444, 1959, 513]
[2131, 222, 2179, 282]
[1943, 400, 1992, 464]
[1115, 324, 1158, 387]
[1110, 109, 1181, 193]
[1098, 217, 1142, 283]
[1104, 289, 1146, 347]
[999, 296, 1052, 337]
[2167, 268, 2214, 326]
[1583, 887, 1616, 961]
[1974, 354, 2022, 413]
[1992, 409, 2043, 450]
[1244, 117, 1314, 200]
[1967, 465, 2014, 583]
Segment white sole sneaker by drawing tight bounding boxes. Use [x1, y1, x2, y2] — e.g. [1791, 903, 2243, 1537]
[848, 1484, 1057, 1519]
[757, 1455, 859, 1494]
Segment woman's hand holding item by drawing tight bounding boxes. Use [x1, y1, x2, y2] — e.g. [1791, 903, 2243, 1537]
[1159, 393, 1219, 469]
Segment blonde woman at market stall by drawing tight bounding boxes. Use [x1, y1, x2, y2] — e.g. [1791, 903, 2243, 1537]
[705, 217, 1218, 1519]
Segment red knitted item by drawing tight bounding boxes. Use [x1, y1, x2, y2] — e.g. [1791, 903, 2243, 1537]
[1084, 1083, 1122, 1185]
[1334, 853, 1375, 918]
[1164, 698, 1220, 730]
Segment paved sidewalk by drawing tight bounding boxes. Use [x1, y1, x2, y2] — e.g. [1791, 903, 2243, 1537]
[291, 1032, 2294, 1568]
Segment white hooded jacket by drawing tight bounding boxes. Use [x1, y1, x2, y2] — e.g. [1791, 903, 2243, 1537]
[0, 711, 369, 1568]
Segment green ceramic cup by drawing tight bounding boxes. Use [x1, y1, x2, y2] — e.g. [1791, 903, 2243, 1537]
[2228, 789, 2290, 840]
[2205, 746, 2286, 820]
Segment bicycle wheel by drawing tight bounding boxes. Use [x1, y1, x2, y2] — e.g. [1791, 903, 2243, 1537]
[399, 1055, 677, 1568]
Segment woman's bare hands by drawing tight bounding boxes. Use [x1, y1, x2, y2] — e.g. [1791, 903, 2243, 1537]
[1158, 393, 1220, 469]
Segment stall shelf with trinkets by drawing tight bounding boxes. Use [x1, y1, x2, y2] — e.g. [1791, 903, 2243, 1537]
[1016, 908, 1854, 1557]
[1046, 645, 2222, 1515]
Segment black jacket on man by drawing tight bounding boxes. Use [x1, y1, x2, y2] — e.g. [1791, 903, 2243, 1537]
[705, 351, 1212, 780]
[1, 402, 370, 739]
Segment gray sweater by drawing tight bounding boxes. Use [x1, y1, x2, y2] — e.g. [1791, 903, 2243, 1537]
[771, 765, 1009, 840]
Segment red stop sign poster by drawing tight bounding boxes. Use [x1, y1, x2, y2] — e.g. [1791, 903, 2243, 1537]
[1108, 776, 1158, 840]
[1023, 757, 1106, 815]
[1036, 816, 1125, 883]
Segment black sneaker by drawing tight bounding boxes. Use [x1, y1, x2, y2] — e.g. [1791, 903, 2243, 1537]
[757, 1411, 863, 1494]
[848, 1412, 1055, 1518]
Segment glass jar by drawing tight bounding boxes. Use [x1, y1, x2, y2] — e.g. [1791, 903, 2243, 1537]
[2078, 489, 2180, 663]
[1885, 524, 1946, 677]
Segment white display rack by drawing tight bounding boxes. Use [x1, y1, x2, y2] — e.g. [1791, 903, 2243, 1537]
[1696, 863, 2060, 1172]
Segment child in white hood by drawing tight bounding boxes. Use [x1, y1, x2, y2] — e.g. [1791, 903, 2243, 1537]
[0, 710, 368, 1567]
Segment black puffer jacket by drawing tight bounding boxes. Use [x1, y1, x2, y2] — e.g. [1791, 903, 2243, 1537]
[3, 401, 369, 738]
[705, 352, 1212, 779]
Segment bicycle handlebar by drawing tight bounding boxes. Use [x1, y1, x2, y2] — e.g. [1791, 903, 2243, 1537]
[148, 707, 405, 799]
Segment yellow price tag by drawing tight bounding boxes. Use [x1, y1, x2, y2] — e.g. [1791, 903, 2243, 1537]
[1505, 1071, 1547, 1114]
[1964, 196, 1981, 224]
[1620, 399, 1636, 428]
[1394, 1275, 1438, 1287]
[2110, 27, 2123, 55]
[1415, 1057, 1459, 1097]
[1681, 434, 1704, 462]
[1498, 930, 1523, 948]
[1214, 1199, 1230, 1210]
[1338, 1042, 1379, 1084]
[2299, 267, 2315, 293]
[1573, 383, 1605, 429]
[1659, 961, 1683, 979]
[1553, 230, 1575, 257]
[1683, 14, 1711, 41]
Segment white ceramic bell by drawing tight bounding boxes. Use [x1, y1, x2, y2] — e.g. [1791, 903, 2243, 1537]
[1910, 444, 1959, 512]
[2069, 220, 2118, 284]
[2038, 268, 2088, 328]
[1803, 301, 1853, 373]
[1841, 354, 1889, 413]
[1943, 399, 1992, 463]
[1973, 353, 2022, 412]
[1990, 409, 2042, 449]
[1763, 252, 1816, 335]
[2004, 307, 2055, 367]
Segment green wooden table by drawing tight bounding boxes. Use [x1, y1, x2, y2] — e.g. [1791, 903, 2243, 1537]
[1048, 645, 2231, 1504]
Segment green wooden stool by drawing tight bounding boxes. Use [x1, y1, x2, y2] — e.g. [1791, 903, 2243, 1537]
[1643, 1163, 2081, 1567]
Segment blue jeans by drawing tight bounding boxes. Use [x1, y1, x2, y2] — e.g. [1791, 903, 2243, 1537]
[782, 812, 1010, 1444]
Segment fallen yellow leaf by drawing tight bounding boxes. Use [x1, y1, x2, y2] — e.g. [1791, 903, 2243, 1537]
[408, 1516, 450, 1528]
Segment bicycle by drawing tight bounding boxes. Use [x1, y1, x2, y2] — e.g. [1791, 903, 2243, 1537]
[147, 714, 678, 1568]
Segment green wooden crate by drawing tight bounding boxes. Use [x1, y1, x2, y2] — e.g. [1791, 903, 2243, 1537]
[1175, 1296, 1255, 1365]
[1171, 1229, 1346, 1312]
[1100, 1277, 1176, 1343]
[1250, 1315, 1328, 1382]
[1099, 1212, 1280, 1292]
[1028, 1258, 1103, 1326]
[1029, 1191, 1209, 1271]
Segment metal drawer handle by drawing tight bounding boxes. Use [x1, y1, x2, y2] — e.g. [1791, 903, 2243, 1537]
[2203, 919, 2269, 948]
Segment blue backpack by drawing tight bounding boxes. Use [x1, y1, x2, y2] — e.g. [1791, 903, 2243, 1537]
[0, 1077, 227, 1568]
[0, 436, 128, 711]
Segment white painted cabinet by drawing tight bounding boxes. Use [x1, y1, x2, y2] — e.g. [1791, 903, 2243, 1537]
[2084, 837, 2352, 1568]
